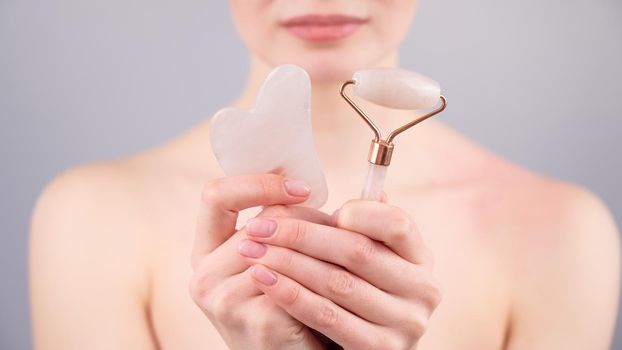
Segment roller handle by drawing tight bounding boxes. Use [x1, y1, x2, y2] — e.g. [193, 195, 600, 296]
[361, 163, 388, 201]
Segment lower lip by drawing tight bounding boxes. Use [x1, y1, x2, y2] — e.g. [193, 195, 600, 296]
[283, 22, 364, 42]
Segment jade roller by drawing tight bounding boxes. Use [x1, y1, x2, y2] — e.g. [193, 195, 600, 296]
[340, 68, 447, 201]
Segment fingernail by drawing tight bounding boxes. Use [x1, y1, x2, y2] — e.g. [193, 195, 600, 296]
[252, 265, 278, 286]
[284, 179, 310, 197]
[246, 217, 277, 237]
[238, 240, 267, 258]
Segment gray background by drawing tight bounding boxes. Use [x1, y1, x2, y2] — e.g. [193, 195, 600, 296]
[1, 0, 621, 348]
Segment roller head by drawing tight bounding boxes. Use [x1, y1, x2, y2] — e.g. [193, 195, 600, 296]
[352, 68, 441, 110]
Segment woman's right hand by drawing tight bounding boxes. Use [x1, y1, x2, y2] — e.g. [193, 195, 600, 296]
[189, 174, 332, 349]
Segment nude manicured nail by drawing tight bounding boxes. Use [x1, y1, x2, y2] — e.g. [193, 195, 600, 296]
[245, 218, 277, 237]
[252, 265, 278, 286]
[238, 240, 267, 258]
[284, 179, 310, 197]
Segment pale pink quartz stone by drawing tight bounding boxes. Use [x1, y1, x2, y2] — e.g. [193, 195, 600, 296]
[209, 65, 328, 208]
[350, 68, 442, 201]
[353, 68, 441, 110]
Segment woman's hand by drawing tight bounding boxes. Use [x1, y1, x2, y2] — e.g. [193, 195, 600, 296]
[189, 174, 333, 349]
[238, 199, 442, 350]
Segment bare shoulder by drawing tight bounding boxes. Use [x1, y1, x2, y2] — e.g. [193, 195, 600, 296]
[29, 125, 219, 347]
[31, 155, 156, 243]
[28, 155, 164, 348]
[474, 155, 620, 348]
[484, 160, 618, 234]
[29, 154, 170, 294]
[483, 159, 620, 266]
[29, 139, 212, 255]
[30, 124, 217, 243]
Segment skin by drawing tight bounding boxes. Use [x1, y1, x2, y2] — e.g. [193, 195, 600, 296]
[30, 1, 620, 349]
[190, 175, 440, 349]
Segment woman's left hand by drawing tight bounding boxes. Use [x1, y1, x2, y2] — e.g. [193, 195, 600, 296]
[237, 199, 442, 350]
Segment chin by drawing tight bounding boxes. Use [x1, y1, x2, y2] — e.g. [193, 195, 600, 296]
[268, 49, 386, 84]
[299, 60, 360, 84]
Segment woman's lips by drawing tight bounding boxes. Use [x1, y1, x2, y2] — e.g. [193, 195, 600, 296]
[279, 14, 368, 42]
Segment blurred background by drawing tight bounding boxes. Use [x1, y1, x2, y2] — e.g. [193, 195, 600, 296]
[1, 0, 621, 348]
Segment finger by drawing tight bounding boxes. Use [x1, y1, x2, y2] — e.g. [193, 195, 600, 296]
[193, 231, 248, 285]
[192, 174, 311, 267]
[257, 204, 334, 226]
[244, 217, 424, 294]
[334, 199, 431, 264]
[196, 206, 334, 282]
[249, 264, 391, 350]
[209, 269, 262, 307]
[193, 269, 262, 325]
[238, 241, 415, 326]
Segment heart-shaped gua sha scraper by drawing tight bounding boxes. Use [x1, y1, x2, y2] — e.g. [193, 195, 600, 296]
[209, 64, 328, 208]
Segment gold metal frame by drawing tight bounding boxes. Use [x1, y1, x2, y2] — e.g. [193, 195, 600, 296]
[340, 80, 447, 166]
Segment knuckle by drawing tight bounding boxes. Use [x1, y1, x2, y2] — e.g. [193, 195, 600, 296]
[258, 176, 271, 199]
[202, 287, 231, 320]
[282, 284, 302, 306]
[290, 220, 308, 246]
[326, 268, 356, 297]
[387, 210, 414, 241]
[372, 333, 406, 350]
[248, 307, 280, 337]
[312, 303, 339, 328]
[249, 304, 307, 346]
[282, 323, 309, 346]
[407, 269, 442, 309]
[249, 306, 273, 329]
[349, 237, 376, 265]
[201, 180, 223, 205]
[258, 174, 282, 199]
[206, 295, 228, 320]
[335, 200, 358, 226]
[188, 271, 214, 304]
[406, 314, 428, 339]
[425, 277, 443, 309]
[280, 249, 296, 270]
[189, 273, 246, 324]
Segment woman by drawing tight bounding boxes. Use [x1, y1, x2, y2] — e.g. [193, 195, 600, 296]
[29, 1, 620, 349]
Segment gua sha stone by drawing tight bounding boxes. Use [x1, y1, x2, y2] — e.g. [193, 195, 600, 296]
[209, 64, 328, 208]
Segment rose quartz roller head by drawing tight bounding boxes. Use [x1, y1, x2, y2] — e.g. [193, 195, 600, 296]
[210, 64, 328, 208]
[340, 68, 447, 201]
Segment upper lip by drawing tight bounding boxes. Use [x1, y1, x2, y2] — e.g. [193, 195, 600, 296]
[279, 14, 369, 27]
